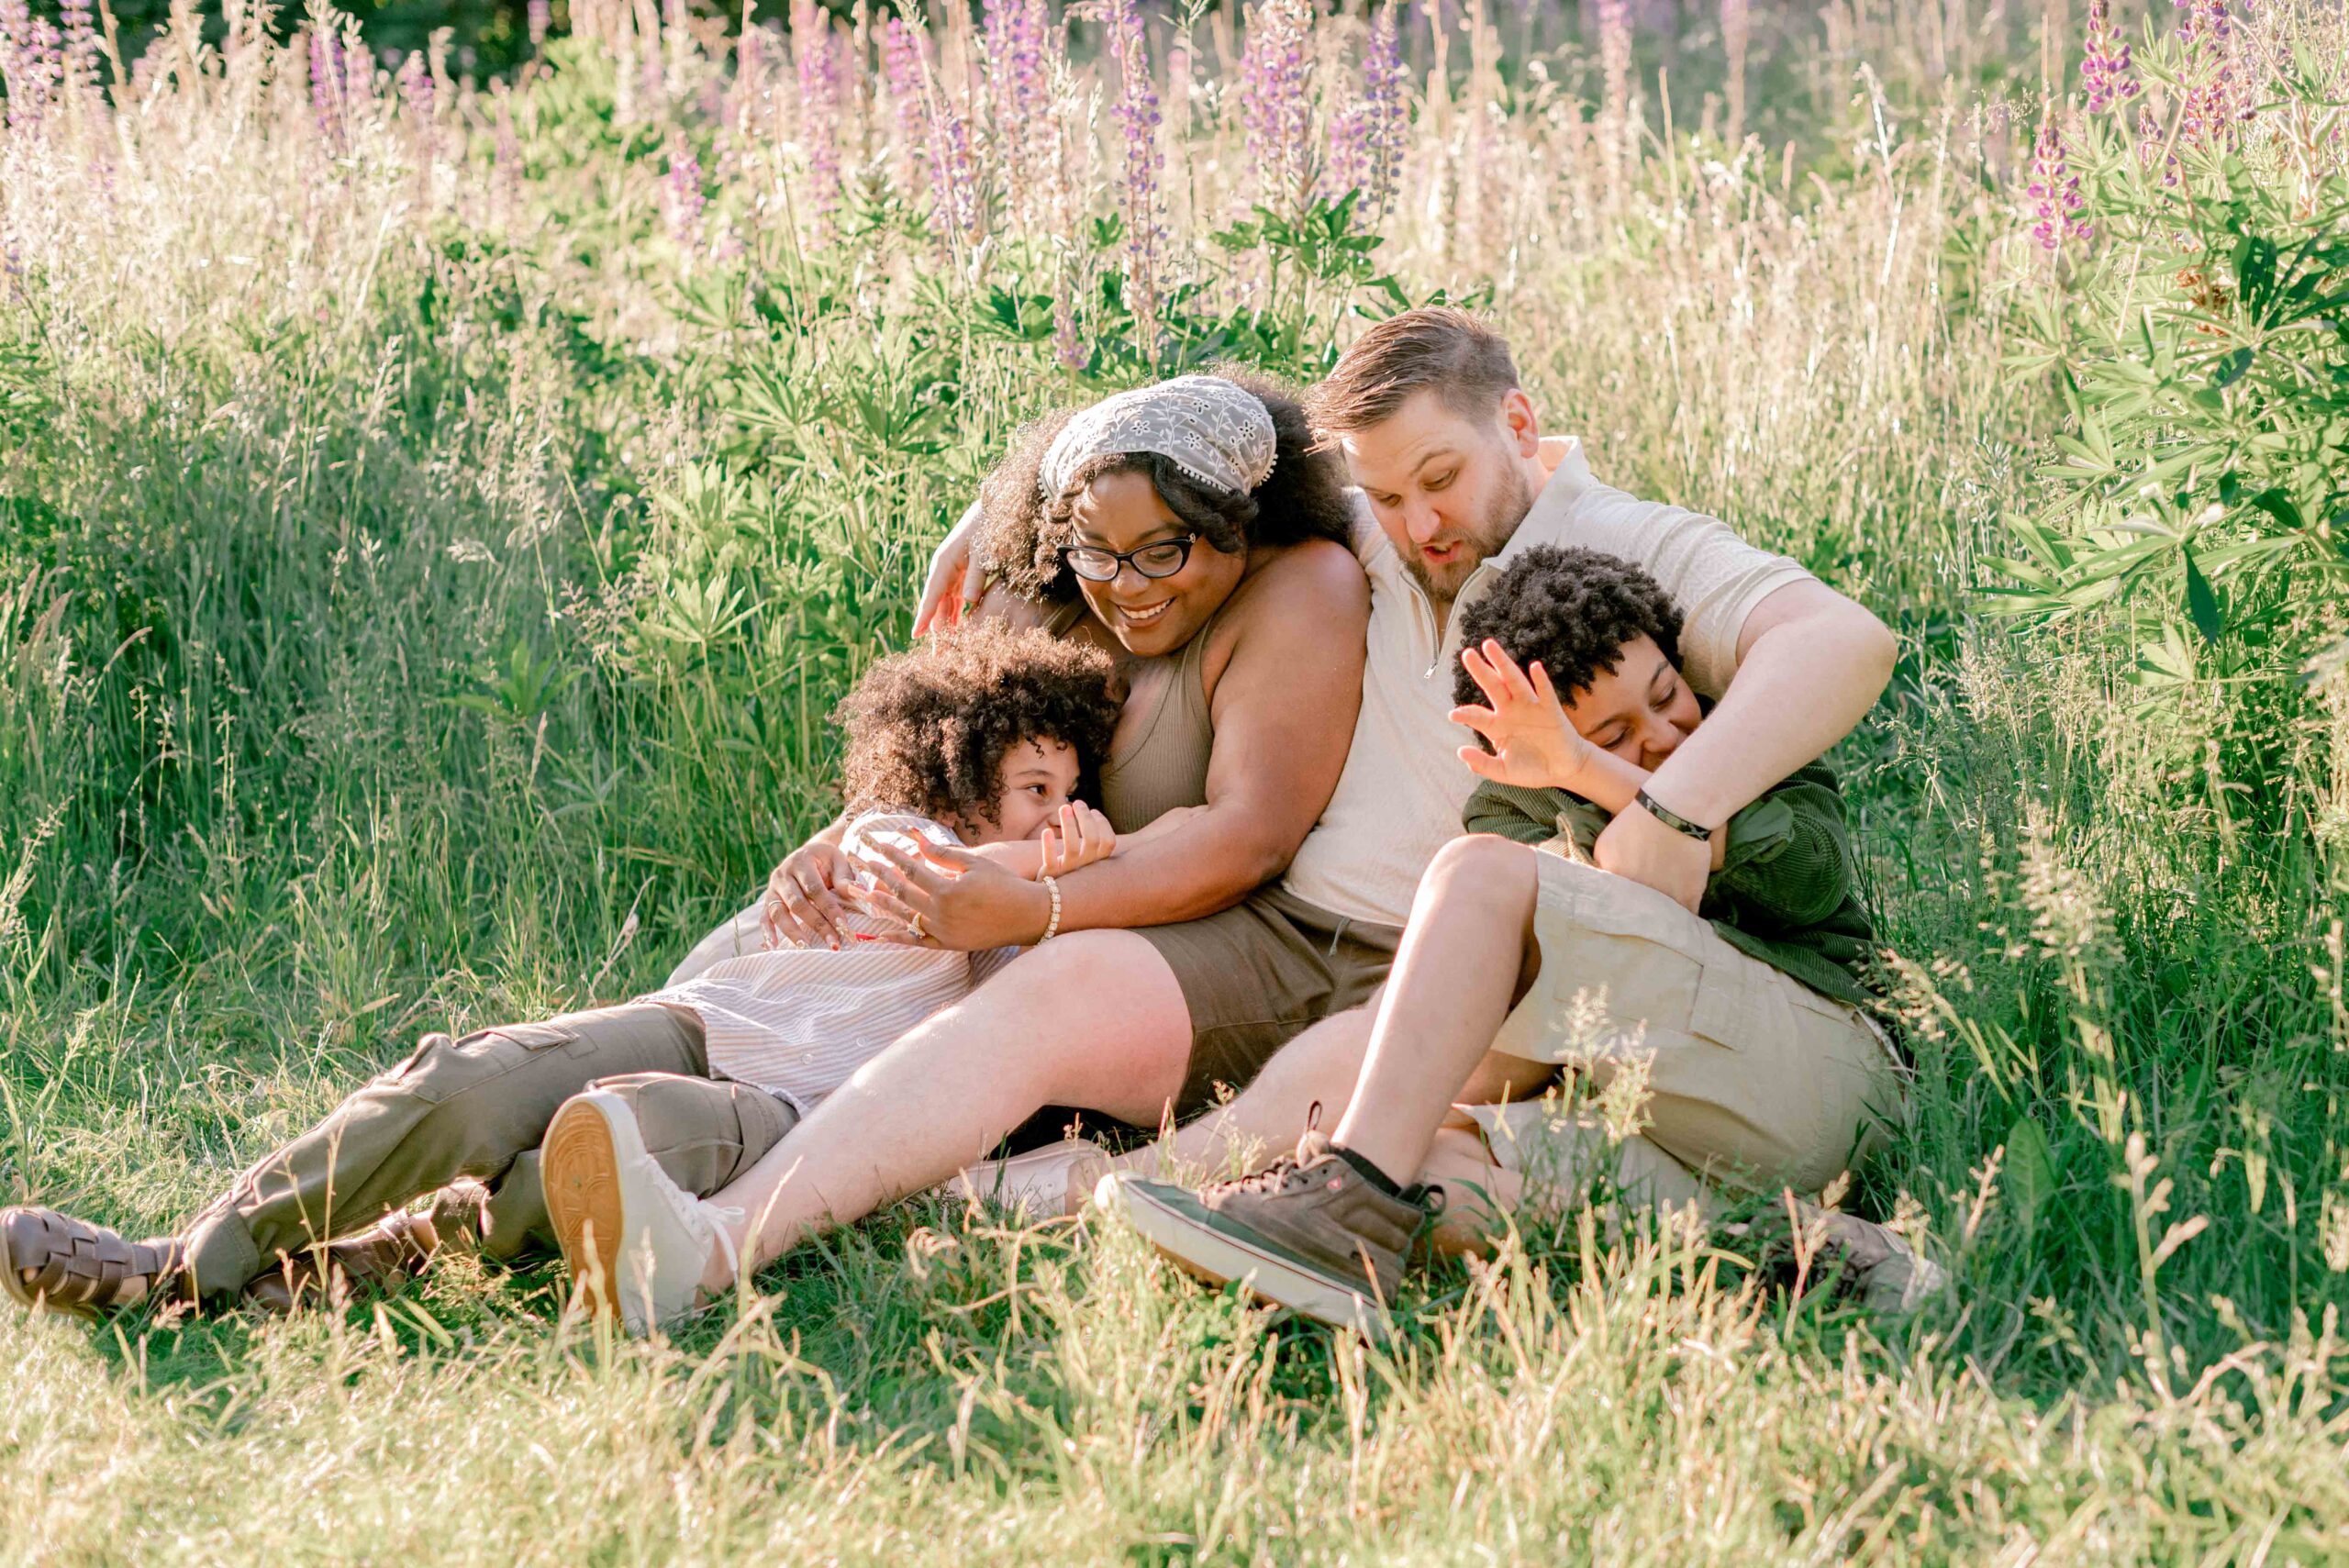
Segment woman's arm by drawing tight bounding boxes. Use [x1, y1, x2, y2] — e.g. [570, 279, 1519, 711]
[1050, 542, 1369, 930]
[856, 543, 1370, 946]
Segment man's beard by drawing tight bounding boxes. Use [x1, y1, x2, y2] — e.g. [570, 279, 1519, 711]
[1403, 459, 1535, 606]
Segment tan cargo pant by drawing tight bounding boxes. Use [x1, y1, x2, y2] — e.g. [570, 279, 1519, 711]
[179, 1003, 796, 1301]
[1476, 852, 1904, 1215]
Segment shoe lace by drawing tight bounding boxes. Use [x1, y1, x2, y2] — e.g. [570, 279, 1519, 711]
[1198, 1155, 1299, 1202]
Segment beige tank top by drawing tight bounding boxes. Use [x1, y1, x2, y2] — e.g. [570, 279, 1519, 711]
[1044, 598, 1220, 834]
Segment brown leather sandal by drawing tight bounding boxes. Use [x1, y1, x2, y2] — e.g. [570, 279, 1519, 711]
[244, 1182, 488, 1314]
[0, 1206, 189, 1319]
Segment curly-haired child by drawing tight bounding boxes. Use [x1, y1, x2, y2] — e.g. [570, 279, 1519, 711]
[0, 623, 1143, 1325]
[1107, 547, 1942, 1332]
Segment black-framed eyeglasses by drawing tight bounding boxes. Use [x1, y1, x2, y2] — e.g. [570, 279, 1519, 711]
[1057, 535, 1200, 584]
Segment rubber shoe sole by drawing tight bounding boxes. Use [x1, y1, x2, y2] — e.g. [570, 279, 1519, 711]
[1095, 1173, 1389, 1340]
[541, 1095, 630, 1328]
[542, 1090, 715, 1336]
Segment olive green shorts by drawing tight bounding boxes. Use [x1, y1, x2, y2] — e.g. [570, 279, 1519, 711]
[1132, 886, 1403, 1116]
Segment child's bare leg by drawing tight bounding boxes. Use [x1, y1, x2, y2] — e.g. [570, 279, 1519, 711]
[1330, 834, 1543, 1184]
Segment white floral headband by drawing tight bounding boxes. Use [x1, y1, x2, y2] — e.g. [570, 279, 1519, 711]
[1039, 375, 1278, 502]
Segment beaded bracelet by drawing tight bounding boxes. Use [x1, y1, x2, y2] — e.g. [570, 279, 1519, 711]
[1039, 873, 1063, 942]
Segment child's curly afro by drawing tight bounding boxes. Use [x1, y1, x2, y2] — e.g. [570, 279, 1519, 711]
[837, 621, 1123, 831]
[1452, 546, 1685, 711]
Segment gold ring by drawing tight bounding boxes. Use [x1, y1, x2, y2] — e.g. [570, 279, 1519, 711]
[907, 911, 928, 940]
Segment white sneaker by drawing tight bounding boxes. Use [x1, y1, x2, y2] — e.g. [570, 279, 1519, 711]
[936, 1138, 1112, 1220]
[542, 1089, 741, 1336]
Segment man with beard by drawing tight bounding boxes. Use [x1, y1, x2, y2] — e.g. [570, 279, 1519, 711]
[933, 306, 1898, 1218]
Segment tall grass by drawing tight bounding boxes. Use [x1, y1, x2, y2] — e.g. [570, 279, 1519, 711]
[2, 0, 2345, 1560]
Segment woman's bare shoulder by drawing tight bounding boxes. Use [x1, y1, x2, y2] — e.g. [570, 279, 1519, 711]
[1235, 537, 1369, 618]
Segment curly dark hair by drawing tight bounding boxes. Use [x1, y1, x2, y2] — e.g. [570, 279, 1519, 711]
[836, 622, 1122, 831]
[973, 369, 1357, 605]
[1452, 546, 1685, 712]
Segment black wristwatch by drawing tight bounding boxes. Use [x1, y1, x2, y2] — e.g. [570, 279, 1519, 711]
[1635, 788, 1714, 842]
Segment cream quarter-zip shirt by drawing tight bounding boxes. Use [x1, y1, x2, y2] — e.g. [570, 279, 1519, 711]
[1277, 437, 1818, 929]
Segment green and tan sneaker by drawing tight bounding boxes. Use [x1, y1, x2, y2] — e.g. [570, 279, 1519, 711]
[1097, 1134, 1439, 1337]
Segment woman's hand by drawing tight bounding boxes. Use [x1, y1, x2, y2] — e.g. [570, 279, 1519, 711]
[1039, 803, 1118, 876]
[913, 504, 987, 637]
[1450, 639, 1599, 793]
[851, 838, 1053, 950]
[762, 841, 859, 951]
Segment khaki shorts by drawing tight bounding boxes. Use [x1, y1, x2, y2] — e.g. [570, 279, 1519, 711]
[1486, 851, 1902, 1199]
[1133, 886, 1403, 1116]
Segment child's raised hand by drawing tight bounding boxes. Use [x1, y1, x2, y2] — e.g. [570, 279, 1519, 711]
[1039, 802, 1117, 876]
[1450, 639, 1598, 792]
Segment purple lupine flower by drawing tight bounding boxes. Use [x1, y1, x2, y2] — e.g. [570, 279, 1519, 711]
[792, 0, 843, 234]
[310, 24, 347, 152]
[529, 0, 551, 48]
[665, 130, 706, 250]
[58, 0, 93, 96]
[397, 50, 434, 120]
[1241, 0, 1315, 214]
[2079, 0, 2136, 113]
[5, 4, 55, 134]
[2026, 117, 2091, 253]
[1362, 5, 1407, 216]
[1328, 6, 1405, 222]
[2178, 0, 2241, 146]
[879, 18, 931, 197]
[927, 82, 983, 247]
[1104, 0, 1163, 328]
[1052, 293, 1087, 370]
[982, 0, 1049, 214]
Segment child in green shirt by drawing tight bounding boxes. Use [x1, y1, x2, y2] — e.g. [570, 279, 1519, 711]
[1103, 546, 1933, 1334]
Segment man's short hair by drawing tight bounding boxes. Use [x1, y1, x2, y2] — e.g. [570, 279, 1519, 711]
[1307, 306, 1521, 438]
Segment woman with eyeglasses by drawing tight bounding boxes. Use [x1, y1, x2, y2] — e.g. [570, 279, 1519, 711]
[542, 372, 1378, 1329]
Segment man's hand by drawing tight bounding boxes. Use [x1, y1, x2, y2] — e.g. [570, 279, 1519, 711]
[1450, 639, 1598, 793]
[762, 841, 859, 950]
[1039, 803, 1117, 876]
[1592, 802, 1710, 912]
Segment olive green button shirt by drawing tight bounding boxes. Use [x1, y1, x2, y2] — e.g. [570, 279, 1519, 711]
[1462, 760, 1877, 1009]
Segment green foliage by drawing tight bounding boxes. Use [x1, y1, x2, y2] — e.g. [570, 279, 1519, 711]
[1993, 49, 2349, 728]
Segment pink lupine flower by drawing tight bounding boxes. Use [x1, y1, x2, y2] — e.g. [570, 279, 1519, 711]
[528, 0, 551, 48]
[664, 130, 705, 250]
[1598, 0, 1632, 131]
[2026, 116, 2092, 253]
[2079, 0, 2137, 114]
[880, 18, 931, 197]
[309, 24, 347, 152]
[792, 0, 843, 233]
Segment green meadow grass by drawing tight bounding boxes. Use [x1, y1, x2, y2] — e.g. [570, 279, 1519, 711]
[1, 0, 2346, 1561]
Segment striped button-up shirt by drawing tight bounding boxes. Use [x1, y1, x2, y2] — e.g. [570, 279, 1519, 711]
[651, 812, 1019, 1111]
